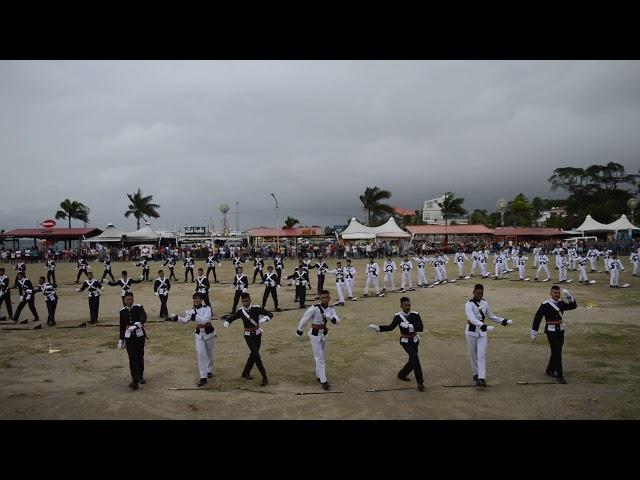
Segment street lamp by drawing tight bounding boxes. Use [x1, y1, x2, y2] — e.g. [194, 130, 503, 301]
[271, 193, 279, 253]
[497, 199, 508, 228]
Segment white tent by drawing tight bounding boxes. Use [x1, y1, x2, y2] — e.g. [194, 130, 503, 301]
[340, 217, 376, 240]
[125, 222, 161, 242]
[606, 214, 640, 231]
[373, 217, 411, 238]
[84, 223, 125, 243]
[576, 215, 615, 233]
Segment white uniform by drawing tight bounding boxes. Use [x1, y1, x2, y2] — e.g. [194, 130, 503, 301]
[480, 250, 489, 277]
[328, 267, 347, 304]
[509, 248, 519, 271]
[464, 298, 506, 381]
[437, 255, 449, 281]
[382, 259, 397, 291]
[576, 255, 589, 282]
[558, 255, 569, 282]
[587, 249, 600, 271]
[536, 254, 551, 280]
[470, 250, 480, 276]
[364, 262, 382, 295]
[413, 256, 428, 286]
[400, 259, 413, 290]
[297, 304, 340, 383]
[176, 305, 215, 379]
[533, 247, 540, 268]
[631, 252, 640, 276]
[493, 252, 505, 278]
[455, 252, 468, 278]
[344, 265, 356, 298]
[567, 247, 578, 270]
[517, 255, 528, 279]
[608, 258, 625, 286]
[551, 247, 563, 270]
[603, 250, 612, 272]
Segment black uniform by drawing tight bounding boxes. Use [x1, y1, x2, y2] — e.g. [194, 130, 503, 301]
[108, 277, 143, 306]
[302, 259, 312, 289]
[205, 255, 219, 283]
[226, 305, 274, 380]
[232, 256, 246, 269]
[153, 277, 171, 318]
[163, 256, 177, 281]
[13, 277, 39, 323]
[45, 259, 57, 286]
[0, 274, 13, 320]
[36, 282, 58, 325]
[231, 273, 249, 312]
[183, 257, 195, 282]
[532, 296, 577, 378]
[76, 258, 89, 283]
[14, 262, 26, 275]
[379, 311, 425, 385]
[274, 256, 284, 285]
[261, 272, 280, 310]
[252, 257, 265, 283]
[308, 260, 329, 297]
[287, 269, 310, 308]
[79, 279, 103, 324]
[135, 258, 151, 282]
[195, 276, 211, 307]
[119, 304, 148, 385]
[101, 258, 115, 283]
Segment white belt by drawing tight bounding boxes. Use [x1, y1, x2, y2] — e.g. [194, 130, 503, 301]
[547, 323, 564, 332]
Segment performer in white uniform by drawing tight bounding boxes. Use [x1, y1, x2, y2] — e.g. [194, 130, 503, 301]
[535, 250, 551, 282]
[327, 261, 348, 305]
[631, 250, 640, 276]
[295, 290, 340, 390]
[470, 249, 480, 277]
[516, 252, 529, 280]
[412, 254, 429, 288]
[558, 251, 571, 283]
[382, 255, 397, 292]
[479, 248, 490, 278]
[608, 253, 626, 287]
[493, 250, 505, 279]
[455, 248, 468, 278]
[399, 256, 414, 292]
[576, 253, 592, 285]
[464, 283, 512, 387]
[587, 248, 600, 272]
[363, 258, 384, 297]
[344, 259, 356, 300]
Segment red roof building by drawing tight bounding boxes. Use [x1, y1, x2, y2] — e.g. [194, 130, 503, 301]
[394, 207, 416, 217]
[405, 225, 494, 235]
[248, 227, 323, 238]
[492, 227, 566, 240]
[3, 228, 102, 240]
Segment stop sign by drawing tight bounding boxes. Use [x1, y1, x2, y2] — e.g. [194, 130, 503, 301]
[41, 219, 57, 229]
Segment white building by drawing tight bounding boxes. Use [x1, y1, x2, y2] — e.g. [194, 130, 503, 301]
[422, 195, 468, 225]
[536, 207, 567, 227]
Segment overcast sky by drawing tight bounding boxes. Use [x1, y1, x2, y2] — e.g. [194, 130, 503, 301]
[1, 60, 640, 232]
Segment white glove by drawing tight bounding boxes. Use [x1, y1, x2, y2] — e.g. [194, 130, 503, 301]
[486, 325, 496, 332]
[531, 329, 538, 340]
[242, 288, 248, 293]
[75, 288, 80, 293]
[127, 325, 137, 332]
[117, 340, 124, 349]
[400, 321, 410, 329]
[134, 322, 142, 328]
[154, 292, 159, 296]
[259, 317, 270, 324]
[407, 323, 415, 332]
[368, 324, 380, 332]
[505, 319, 513, 325]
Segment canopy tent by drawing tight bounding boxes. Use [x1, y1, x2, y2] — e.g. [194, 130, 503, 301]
[124, 222, 161, 242]
[373, 217, 411, 238]
[339, 217, 376, 240]
[606, 214, 640, 231]
[576, 215, 615, 233]
[84, 223, 126, 243]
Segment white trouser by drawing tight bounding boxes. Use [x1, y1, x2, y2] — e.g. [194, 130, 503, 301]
[416, 268, 427, 285]
[570, 257, 577, 269]
[401, 271, 413, 289]
[495, 263, 502, 277]
[438, 266, 447, 281]
[364, 276, 379, 294]
[480, 262, 488, 276]
[457, 262, 464, 277]
[634, 262, 639, 275]
[470, 260, 479, 275]
[589, 258, 597, 270]
[310, 335, 328, 383]
[604, 259, 610, 272]
[345, 279, 354, 297]
[533, 254, 539, 267]
[195, 335, 215, 378]
[383, 272, 395, 290]
[335, 283, 345, 303]
[518, 265, 526, 279]
[578, 266, 588, 282]
[559, 266, 568, 282]
[466, 333, 487, 379]
[610, 269, 619, 286]
[537, 264, 550, 279]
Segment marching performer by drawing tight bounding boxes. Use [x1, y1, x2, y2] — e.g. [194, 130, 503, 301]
[558, 250, 571, 283]
[205, 252, 221, 283]
[382, 254, 397, 292]
[368, 296, 425, 391]
[76, 271, 104, 324]
[535, 249, 552, 282]
[436, 251, 449, 284]
[134, 257, 151, 282]
[608, 253, 625, 287]
[183, 254, 195, 283]
[230, 266, 249, 313]
[412, 253, 429, 288]
[14, 259, 27, 275]
[287, 263, 310, 309]
[232, 254, 247, 269]
[327, 261, 347, 306]
[301, 256, 313, 291]
[117, 292, 148, 390]
[45, 257, 57, 287]
[455, 248, 468, 279]
[344, 259, 356, 300]
[252, 253, 265, 284]
[551, 245, 563, 272]
[533, 245, 541, 268]
[154, 269, 171, 319]
[576, 253, 591, 285]
[587, 247, 600, 272]
[75, 255, 90, 284]
[274, 253, 284, 286]
[516, 251, 529, 281]
[36, 276, 58, 326]
[531, 285, 577, 384]
[295, 290, 340, 391]
[399, 255, 414, 292]
[101, 255, 115, 283]
[108, 270, 143, 306]
[170, 293, 215, 387]
[0, 267, 14, 320]
[363, 257, 384, 297]
[162, 254, 178, 281]
[603, 249, 613, 273]
[223, 292, 273, 385]
[479, 247, 490, 278]
[493, 249, 506, 279]
[13, 272, 40, 324]
[261, 265, 281, 311]
[195, 268, 212, 307]
[308, 255, 330, 299]
[470, 248, 480, 277]
[464, 283, 512, 387]
[630, 249, 639, 276]
[567, 246, 578, 271]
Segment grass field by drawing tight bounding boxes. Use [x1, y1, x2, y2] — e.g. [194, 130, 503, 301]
[0, 258, 639, 419]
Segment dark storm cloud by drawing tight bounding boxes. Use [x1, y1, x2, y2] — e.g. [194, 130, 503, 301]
[1, 60, 639, 231]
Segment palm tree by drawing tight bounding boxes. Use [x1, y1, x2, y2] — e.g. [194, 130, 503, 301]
[283, 216, 300, 229]
[124, 188, 160, 229]
[359, 186, 395, 226]
[55, 199, 90, 228]
[437, 192, 466, 244]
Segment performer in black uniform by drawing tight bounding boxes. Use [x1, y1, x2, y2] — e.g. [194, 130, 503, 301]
[0, 267, 13, 320]
[45, 258, 57, 287]
[223, 292, 273, 386]
[36, 276, 58, 326]
[261, 266, 281, 311]
[101, 255, 116, 283]
[195, 268, 212, 307]
[368, 296, 425, 391]
[183, 255, 195, 283]
[76, 271, 104, 324]
[531, 285, 577, 384]
[205, 253, 221, 283]
[287, 262, 310, 309]
[108, 271, 143, 306]
[75, 256, 90, 284]
[135, 257, 151, 282]
[13, 272, 40, 324]
[308, 255, 329, 299]
[117, 292, 148, 390]
[153, 269, 171, 319]
[252, 254, 265, 284]
[163, 255, 177, 281]
[274, 254, 284, 286]
[230, 266, 249, 313]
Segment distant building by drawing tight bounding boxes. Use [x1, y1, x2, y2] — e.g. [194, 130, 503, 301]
[393, 207, 416, 217]
[536, 207, 567, 226]
[422, 195, 468, 225]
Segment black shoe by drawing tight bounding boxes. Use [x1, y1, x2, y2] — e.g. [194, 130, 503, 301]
[50, 321, 56, 326]
[197, 378, 207, 387]
[241, 374, 253, 380]
[556, 376, 567, 384]
[207, 372, 213, 378]
[473, 375, 478, 381]
[397, 375, 411, 382]
[322, 382, 330, 391]
[317, 377, 321, 383]
[139, 378, 146, 384]
[129, 382, 139, 390]
[19, 319, 28, 324]
[546, 369, 557, 378]
[476, 379, 487, 387]
[260, 378, 268, 386]
[417, 383, 425, 391]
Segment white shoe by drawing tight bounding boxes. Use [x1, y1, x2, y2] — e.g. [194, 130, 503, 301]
[377, 293, 385, 297]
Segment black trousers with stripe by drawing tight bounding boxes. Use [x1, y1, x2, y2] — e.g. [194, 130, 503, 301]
[262, 286, 278, 309]
[76, 268, 89, 283]
[398, 341, 424, 384]
[317, 274, 325, 296]
[0, 291, 13, 318]
[242, 333, 267, 379]
[125, 336, 145, 383]
[159, 294, 169, 318]
[101, 270, 115, 283]
[546, 330, 565, 376]
[46, 298, 57, 324]
[185, 267, 194, 282]
[206, 266, 218, 282]
[14, 297, 39, 322]
[168, 267, 177, 281]
[46, 270, 57, 285]
[88, 296, 100, 323]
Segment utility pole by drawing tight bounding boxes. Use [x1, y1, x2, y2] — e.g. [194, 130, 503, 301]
[271, 193, 279, 253]
[235, 201, 240, 233]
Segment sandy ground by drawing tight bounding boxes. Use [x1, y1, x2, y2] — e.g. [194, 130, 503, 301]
[0, 258, 639, 419]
